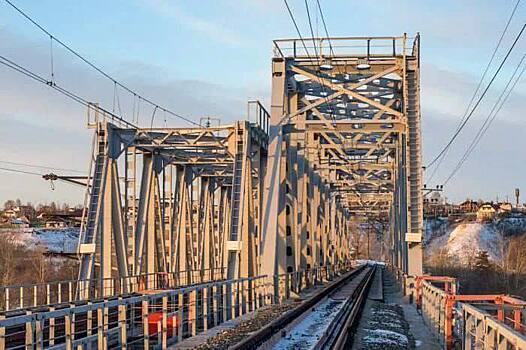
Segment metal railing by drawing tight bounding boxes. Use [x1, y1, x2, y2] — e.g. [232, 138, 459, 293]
[417, 275, 526, 349]
[272, 36, 415, 59]
[0, 264, 351, 349]
[0, 268, 225, 312]
[462, 303, 526, 349]
[247, 100, 270, 136]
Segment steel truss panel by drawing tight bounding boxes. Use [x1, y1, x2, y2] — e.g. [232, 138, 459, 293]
[77, 109, 269, 292]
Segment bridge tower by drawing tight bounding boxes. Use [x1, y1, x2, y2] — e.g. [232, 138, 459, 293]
[261, 35, 423, 279]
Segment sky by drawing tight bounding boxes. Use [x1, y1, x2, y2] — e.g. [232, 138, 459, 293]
[0, 0, 525, 205]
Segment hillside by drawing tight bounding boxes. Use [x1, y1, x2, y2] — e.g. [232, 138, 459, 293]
[424, 216, 526, 264]
[0, 227, 79, 253]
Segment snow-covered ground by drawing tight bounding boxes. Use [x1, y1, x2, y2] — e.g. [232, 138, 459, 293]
[0, 228, 79, 253]
[424, 217, 526, 264]
[426, 222, 502, 262]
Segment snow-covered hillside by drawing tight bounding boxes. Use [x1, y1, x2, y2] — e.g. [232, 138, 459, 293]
[424, 217, 526, 264]
[0, 228, 79, 253]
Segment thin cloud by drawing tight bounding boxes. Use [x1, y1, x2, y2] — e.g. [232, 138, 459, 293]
[140, 0, 243, 46]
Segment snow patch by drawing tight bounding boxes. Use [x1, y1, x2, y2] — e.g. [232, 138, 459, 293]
[363, 328, 409, 346]
[0, 228, 79, 253]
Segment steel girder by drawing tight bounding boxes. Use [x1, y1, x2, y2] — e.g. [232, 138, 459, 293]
[261, 35, 423, 278]
[77, 113, 268, 293]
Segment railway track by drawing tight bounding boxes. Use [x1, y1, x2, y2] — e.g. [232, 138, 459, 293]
[231, 264, 377, 350]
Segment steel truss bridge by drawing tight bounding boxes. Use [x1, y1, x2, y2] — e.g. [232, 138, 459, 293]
[5, 34, 489, 350]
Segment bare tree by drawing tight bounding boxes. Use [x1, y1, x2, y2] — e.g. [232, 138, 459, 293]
[0, 234, 17, 285]
[29, 247, 51, 284]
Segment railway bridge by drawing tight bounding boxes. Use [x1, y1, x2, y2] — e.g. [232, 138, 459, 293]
[1, 35, 525, 350]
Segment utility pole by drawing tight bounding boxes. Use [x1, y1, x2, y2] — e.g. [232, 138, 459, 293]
[515, 188, 520, 208]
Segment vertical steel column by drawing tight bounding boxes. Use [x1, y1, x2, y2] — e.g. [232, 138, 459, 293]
[406, 35, 423, 276]
[261, 58, 288, 277]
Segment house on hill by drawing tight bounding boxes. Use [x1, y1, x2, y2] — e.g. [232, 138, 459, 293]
[477, 203, 498, 221]
[497, 202, 512, 213]
[10, 216, 30, 228]
[459, 200, 479, 213]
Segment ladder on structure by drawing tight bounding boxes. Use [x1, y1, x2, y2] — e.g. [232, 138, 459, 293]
[125, 147, 136, 273]
[229, 126, 245, 242]
[78, 129, 106, 281]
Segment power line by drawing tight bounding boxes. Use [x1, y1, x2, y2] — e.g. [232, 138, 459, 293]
[0, 160, 84, 174]
[283, 0, 314, 60]
[425, 24, 526, 170]
[304, 0, 321, 61]
[425, 0, 522, 183]
[3, 0, 199, 127]
[443, 54, 526, 185]
[0, 166, 42, 177]
[283, 0, 337, 129]
[315, 0, 335, 57]
[304, 0, 337, 124]
[0, 54, 137, 128]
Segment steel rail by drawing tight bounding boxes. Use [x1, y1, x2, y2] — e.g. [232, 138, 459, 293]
[231, 264, 376, 350]
[320, 265, 377, 349]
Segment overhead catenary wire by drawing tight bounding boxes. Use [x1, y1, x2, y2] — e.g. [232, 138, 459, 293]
[283, 0, 320, 67]
[0, 166, 42, 177]
[304, 0, 334, 121]
[425, 23, 526, 170]
[0, 160, 84, 174]
[304, 0, 338, 124]
[304, 0, 321, 61]
[0, 54, 137, 128]
[442, 54, 526, 185]
[315, 0, 335, 57]
[283, 0, 337, 131]
[3, 0, 199, 127]
[426, 0, 522, 183]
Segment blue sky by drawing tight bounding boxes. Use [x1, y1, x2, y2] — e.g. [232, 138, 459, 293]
[1, 0, 525, 204]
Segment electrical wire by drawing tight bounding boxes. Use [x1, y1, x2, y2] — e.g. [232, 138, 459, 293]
[303, 0, 334, 122]
[442, 54, 526, 185]
[304, 0, 321, 62]
[0, 54, 136, 128]
[3, 0, 199, 127]
[0, 160, 84, 174]
[425, 24, 526, 170]
[315, 0, 335, 57]
[283, 0, 315, 61]
[284, 0, 337, 132]
[426, 0, 522, 183]
[0, 166, 42, 176]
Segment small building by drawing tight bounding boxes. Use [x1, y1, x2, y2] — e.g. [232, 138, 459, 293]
[459, 200, 479, 213]
[2, 209, 17, 219]
[45, 218, 67, 228]
[10, 217, 30, 228]
[497, 202, 512, 213]
[477, 203, 497, 221]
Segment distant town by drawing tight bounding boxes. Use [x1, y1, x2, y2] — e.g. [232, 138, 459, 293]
[0, 200, 82, 229]
[423, 189, 524, 221]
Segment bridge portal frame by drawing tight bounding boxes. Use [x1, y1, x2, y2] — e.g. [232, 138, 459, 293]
[261, 34, 423, 279]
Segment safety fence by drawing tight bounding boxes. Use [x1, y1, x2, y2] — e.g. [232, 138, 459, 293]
[0, 268, 226, 312]
[0, 263, 352, 349]
[416, 275, 526, 350]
